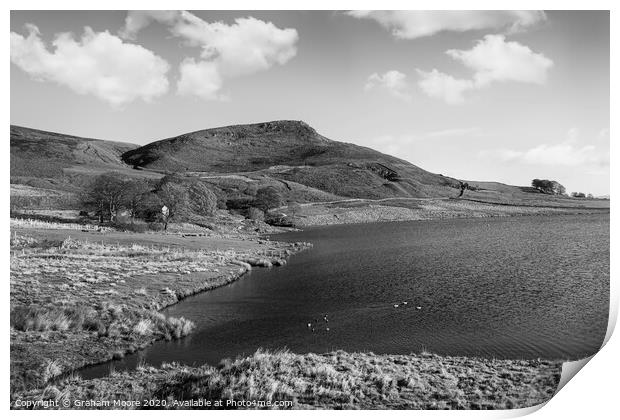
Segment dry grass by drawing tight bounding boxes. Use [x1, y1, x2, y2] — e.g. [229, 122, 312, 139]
[13, 349, 562, 410]
[10, 230, 311, 395]
[11, 218, 111, 231]
[293, 198, 609, 227]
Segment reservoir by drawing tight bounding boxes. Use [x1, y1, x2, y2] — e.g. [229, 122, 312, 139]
[79, 213, 609, 378]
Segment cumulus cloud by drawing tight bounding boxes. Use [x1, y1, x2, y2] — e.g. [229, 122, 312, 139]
[446, 35, 553, 87]
[121, 11, 299, 100]
[345, 10, 546, 39]
[10, 24, 169, 106]
[416, 69, 474, 105]
[364, 70, 411, 102]
[119, 11, 179, 40]
[480, 129, 610, 167]
[177, 59, 225, 101]
[416, 35, 553, 104]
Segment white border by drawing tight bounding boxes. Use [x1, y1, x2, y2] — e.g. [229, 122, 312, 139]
[3, 1, 616, 419]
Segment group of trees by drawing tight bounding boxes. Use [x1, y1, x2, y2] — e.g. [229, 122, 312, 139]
[531, 179, 597, 199]
[531, 179, 566, 195]
[571, 192, 594, 199]
[225, 185, 302, 226]
[81, 172, 217, 229]
[81, 173, 297, 229]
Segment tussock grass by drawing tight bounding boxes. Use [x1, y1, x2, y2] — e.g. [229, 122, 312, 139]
[13, 349, 562, 410]
[10, 218, 111, 231]
[10, 230, 309, 396]
[10, 305, 99, 333]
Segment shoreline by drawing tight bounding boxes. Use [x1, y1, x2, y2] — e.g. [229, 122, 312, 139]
[9, 223, 312, 395]
[291, 209, 610, 232]
[288, 198, 609, 228]
[10, 206, 605, 407]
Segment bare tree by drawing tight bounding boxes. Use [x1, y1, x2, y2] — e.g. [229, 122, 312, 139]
[287, 201, 302, 224]
[122, 179, 152, 224]
[154, 175, 189, 230]
[82, 172, 129, 223]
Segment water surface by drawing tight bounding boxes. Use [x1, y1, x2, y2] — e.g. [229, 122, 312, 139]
[80, 214, 609, 378]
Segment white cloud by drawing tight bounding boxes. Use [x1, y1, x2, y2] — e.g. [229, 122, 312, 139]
[446, 35, 553, 87]
[121, 11, 299, 101]
[480, 130, 610, 167]
[416, 35, 553, 104]
[416, 69, 474, 105]
[10, 24, 169, 107]
[177, 59, 225, 101]
[364, 70, 411, 102]
[345, 11, 546, 39]
[119, 11, 179, 40]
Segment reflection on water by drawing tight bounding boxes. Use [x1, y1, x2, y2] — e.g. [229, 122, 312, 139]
[80, 214, 609, 379]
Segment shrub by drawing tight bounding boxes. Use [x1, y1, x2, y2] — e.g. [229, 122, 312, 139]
[254, 187, 283, 212]
[147, 222, 164, 231]
[246, 207, 265, 221]
[226, 197, 253, 211]
[187, 181, 217, 217]
[264, 212, 294, 227]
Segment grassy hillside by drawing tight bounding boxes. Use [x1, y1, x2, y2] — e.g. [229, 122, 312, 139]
[11, 125, 136, 178]
[122, 120, 460, 199]
[10, 126, 162, 197]
[10, 122, 610, 210]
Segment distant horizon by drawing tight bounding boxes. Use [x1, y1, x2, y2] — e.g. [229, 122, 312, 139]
[10, 10, 610, 195]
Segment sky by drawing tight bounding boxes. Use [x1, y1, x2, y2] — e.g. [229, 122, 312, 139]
[10, 10, 610, 195]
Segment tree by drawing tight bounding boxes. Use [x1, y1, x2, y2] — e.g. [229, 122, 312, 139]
[187, 180, 217, 217]
[122, 179, 152, 224]
[155, 176, 188, 230]
[82, 172, 129, 223]
[587, 193, 594, 199]
[571, 192, 586, 198]
[550, 181, 566, 196]
[246, 207, 265, 221]
[254, 186, 283, 212]
[153, 175, 218, 229]
[286, 201, 302, 224]
[532, 179, 565, 195]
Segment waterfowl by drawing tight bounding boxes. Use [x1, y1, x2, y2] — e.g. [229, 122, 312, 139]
[326, 327, 330, 331]
[402, 301, 408, 305]
[307, 323, 312, 328]
[393, 304, 399, 308]
[416, 306, 422, 310]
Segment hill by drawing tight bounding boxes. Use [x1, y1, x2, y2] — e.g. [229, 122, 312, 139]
[10, 125, 163, 198]
[10, 121, 609, 214]
[11, 125, 136, 178]
[121, 120, 459, 199]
